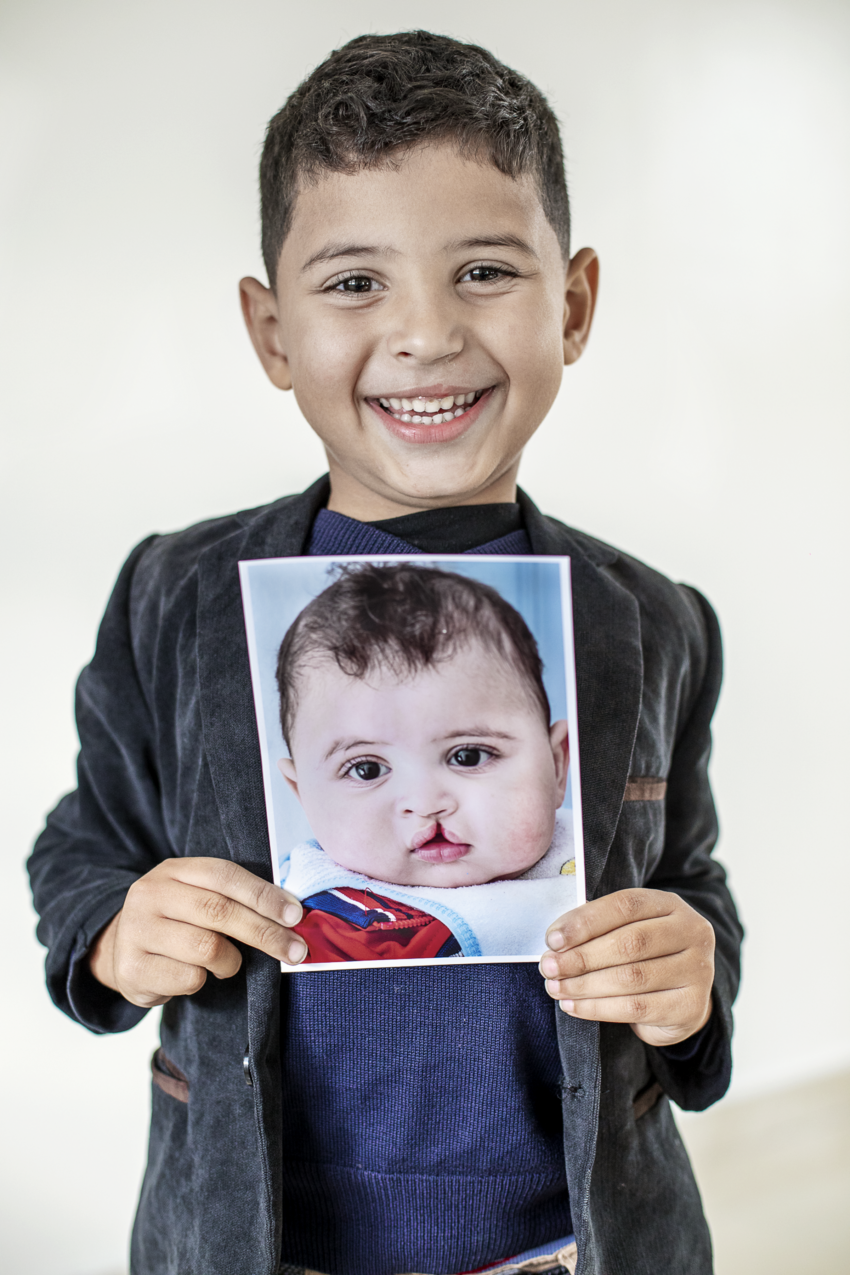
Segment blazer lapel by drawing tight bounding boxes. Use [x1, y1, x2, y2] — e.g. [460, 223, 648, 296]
[196, 477, 329, 876]
[520, 491, 644, 898]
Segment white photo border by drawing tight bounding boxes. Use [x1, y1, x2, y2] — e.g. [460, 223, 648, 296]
[239, 554, 586, 970]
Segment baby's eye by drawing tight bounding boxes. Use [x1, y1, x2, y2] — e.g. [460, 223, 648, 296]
[345, 759, 389, 782]
[448, 747, 494, 769]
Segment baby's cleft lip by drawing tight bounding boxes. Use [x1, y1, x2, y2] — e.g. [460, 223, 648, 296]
[415, 841, 471, 863]
[410, 822, 472, 863]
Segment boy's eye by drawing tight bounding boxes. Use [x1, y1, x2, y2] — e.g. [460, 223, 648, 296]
[449, 747, 493, 768]
[460, 265, 517, 285]
[329, 274, 381, 294]
[345, 759, 389, 782]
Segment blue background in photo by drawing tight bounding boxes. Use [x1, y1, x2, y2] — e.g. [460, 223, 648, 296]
[242, 557, 573, 875]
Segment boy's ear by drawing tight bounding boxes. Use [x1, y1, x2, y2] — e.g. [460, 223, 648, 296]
[239, 276, 293, 391]
[562, 248, 599, 366]
[277, 756, 301, 800]
[549, 720, 570, 801]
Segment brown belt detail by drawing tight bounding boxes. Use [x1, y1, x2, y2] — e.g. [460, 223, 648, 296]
[623, 777, 667, 802]
[151, 1047, 189, 1103]
[633, 1079, 664, 1120]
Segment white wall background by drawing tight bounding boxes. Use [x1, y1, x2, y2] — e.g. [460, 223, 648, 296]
[1, 2, 848, 1272]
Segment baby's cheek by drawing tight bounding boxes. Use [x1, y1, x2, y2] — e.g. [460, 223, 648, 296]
[494, 791, 556, 865]
[312, 804, 394, 876]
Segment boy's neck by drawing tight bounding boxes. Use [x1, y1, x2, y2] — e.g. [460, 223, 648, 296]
[325, 460, 520, 522]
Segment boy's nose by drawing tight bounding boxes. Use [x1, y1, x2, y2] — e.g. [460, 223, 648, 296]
[386, 288, 465, 365]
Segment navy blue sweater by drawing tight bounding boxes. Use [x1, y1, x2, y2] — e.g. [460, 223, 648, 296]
[278, 504, 574, 1275]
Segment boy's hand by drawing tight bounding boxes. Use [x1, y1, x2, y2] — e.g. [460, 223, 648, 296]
[88, 858, 306, 1008]
[539, 889, 715, 1047]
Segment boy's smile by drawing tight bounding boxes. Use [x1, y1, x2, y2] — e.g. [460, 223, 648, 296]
[278, 641, 569, 888]
[241, 143, 598, 520]
[370, 385, 493, 446]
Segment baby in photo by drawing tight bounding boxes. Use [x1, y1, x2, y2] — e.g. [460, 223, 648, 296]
[276, 561, 576, 963]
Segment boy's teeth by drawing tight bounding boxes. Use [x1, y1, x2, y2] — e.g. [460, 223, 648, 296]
[380, 390, 483, 420]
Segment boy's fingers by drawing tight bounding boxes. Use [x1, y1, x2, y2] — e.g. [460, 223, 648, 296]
[125, 877, 304, 963]
[151, 858, 303, 927]
[545, 888, 678, 953]
[132, 917, 245, 980]
[553, 988, 695, 1027]
[539, 913, 693, 982]
[542, 952, 701, 1003]
[114, 951, 211, 1008]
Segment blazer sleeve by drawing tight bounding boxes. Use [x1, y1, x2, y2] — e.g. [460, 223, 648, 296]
[644, 586, 744, 1110]
[27, 536, 170, 1034]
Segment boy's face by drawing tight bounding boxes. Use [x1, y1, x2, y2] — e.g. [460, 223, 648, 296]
[278, 640, 569, 888]
[241, 143, 598, 518]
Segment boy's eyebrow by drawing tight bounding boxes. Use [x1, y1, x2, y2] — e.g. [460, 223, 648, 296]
[301, 233, 538, 274]
[447, 234, 539, 259]
[301, 242, 399, 273]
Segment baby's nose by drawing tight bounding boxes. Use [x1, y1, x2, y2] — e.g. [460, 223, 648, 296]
[400, 785, 457, 820]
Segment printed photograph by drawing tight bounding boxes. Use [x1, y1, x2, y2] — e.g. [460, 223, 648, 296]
[240, 556, 586, 971]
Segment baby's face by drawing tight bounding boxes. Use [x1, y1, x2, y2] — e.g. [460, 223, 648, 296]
[279, 641, 569, 887]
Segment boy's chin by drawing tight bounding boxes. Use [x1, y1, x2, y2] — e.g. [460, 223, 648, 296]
[329, 437, 517, 513]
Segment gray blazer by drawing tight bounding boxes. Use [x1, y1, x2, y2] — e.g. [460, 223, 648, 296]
[28, 478, 742, 1275]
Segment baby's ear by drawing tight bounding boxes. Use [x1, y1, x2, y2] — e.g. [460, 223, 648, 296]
[277, 756, 301, 801]
[549, 721, 570, 799]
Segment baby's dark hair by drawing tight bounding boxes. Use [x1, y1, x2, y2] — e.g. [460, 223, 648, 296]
[260, 30, 570, 289]
[277, 562, 550, 748]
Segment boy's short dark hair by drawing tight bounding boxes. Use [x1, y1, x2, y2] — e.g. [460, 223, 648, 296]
[260, 30, 570, 288]
[277, 562, 551, 747]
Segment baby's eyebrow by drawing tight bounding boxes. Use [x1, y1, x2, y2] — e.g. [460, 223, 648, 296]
[323, 737, 386, 761]
[440, 728, 518, 742]
[301, 242, 399, 273]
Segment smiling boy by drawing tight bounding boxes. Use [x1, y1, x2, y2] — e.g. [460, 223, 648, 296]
[29, 30, 741, 1275]
[242, 115, 589, 519]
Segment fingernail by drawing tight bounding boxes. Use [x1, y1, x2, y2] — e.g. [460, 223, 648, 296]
[547, 930, 565, 950]
[283, 904, 302, 927]
[540, 956, 559, 978]
[559, 999, 575, 1014]
[545, 979, 560, 996]
[287, 939, 307, 964]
